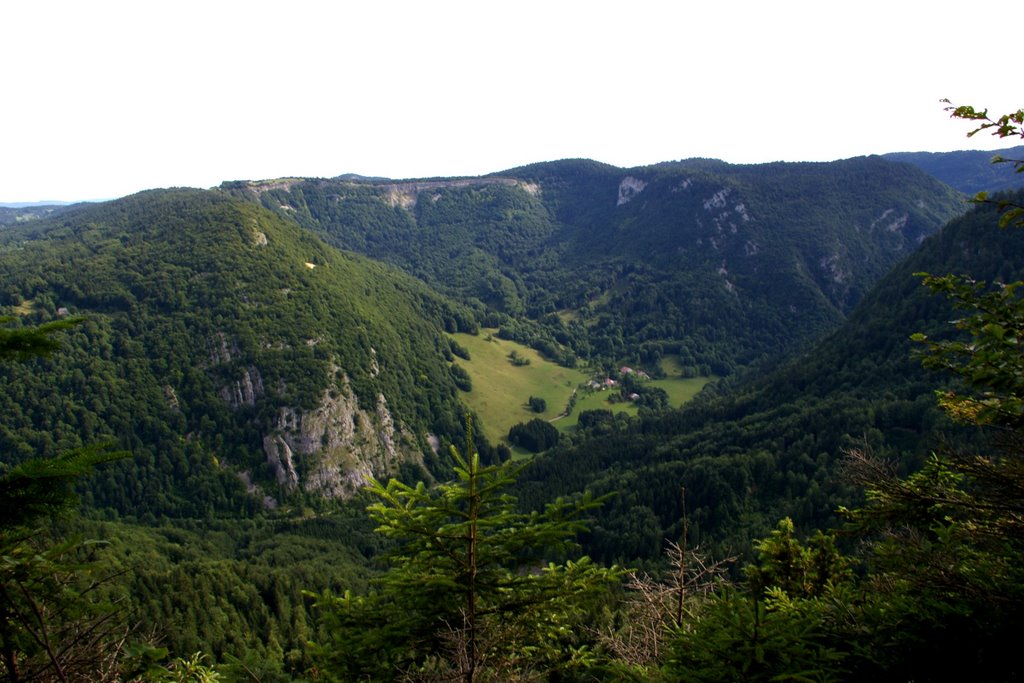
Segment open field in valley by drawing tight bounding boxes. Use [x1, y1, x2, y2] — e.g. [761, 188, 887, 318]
[450, 331, 713, 446]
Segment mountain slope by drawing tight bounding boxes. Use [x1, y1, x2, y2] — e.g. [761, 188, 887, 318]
[228, 156, 966, 374]
[884, 145, 1024, 194]
[0, 189, 476, 517]
[514, 191, 1024, 562]
[0, 203, 72, 226]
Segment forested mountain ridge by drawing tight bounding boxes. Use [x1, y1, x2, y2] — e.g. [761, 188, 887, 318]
[515, 191, 1024, 563]
[884, 144, 1024, 194]
[0, 189, 478, 517]
[228, 155, 965, 374]
[0, 203, 73, 226]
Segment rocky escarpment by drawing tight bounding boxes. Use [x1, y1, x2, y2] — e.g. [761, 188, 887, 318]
[260, 372, 422, 500]
[238, 175, 533, 212]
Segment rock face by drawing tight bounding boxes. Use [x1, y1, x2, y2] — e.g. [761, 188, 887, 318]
[219, 366, 264, 408]
[617, 176, 647, 206]
[261, 373, 421, 499]
[208, 324, 429, 502]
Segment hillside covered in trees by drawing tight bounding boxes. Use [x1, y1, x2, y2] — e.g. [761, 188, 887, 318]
[3, 133, 1024, 680]
[885, 144, 1024, 194]
[517, 192, 1024, 563]
[0, 189, 481, 518]
[227, 155, 964, 375]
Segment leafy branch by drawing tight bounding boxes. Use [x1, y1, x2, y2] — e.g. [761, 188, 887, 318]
[943, 99, 1024, 228]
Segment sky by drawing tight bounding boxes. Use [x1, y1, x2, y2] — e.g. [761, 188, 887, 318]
[1, 0, 1019, 203]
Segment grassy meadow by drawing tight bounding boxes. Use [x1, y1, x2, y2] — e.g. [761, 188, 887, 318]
[449, 331, 589, 444]
[450, 330, 713, 445]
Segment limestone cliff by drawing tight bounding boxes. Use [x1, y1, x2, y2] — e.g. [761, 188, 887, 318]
[260, 371, 422, 499]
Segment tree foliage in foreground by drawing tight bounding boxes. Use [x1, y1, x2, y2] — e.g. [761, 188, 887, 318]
[944, 99, 1024, 228]
[664, 519, 851, 682]
[660, 105, 1024, 683]
[0, 319, 136, 683]
[311, 419, 623, 682]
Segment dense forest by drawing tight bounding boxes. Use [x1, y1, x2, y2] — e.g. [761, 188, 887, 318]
[227, 155, 964, 375]
[0, 190, 488, 517]
[2, 128, 1024, 681]
[517, 195, 1024, 563]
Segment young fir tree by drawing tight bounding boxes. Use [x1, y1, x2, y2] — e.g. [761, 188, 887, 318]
[312, 417, 622, 682]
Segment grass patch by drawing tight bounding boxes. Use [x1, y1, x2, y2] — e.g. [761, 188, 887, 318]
[659, 354, 688, 376]
[554, 374, 713, 432]
[555, 309, 579, 324]
[11, 299, 34, 316]
[449, 330, 589, 445]
[651, 375, 713, 406]
[451, 335, 715, 445]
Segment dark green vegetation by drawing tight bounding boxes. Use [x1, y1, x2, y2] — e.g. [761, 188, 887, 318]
[228, 155, 964, 375]
[507, 418, 560, 453]
[0, 321, 132, 682]
[311, 426, 621, 681]
[3, 136, 1024, 680]
[0, 190, 489, 679]
[662, 190, 1024, 681]
[0, 189, 479, 519]
[885, 143, 1024, 194]
[517, 193, 1024, 563]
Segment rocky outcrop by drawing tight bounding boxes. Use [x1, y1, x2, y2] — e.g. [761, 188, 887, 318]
[208, 332, 239, 365]
[869, 208, 910, 237]
[261, 373, 421, 499]
[263, 434, 299, 490]
[219, 366, 264, 409]
[162, 385, 180, 411]
[379, 177, 524, 211]
[617, 176, 648, 206]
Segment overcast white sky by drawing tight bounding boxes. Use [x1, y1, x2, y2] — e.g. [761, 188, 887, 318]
[1, 0, 1018, 203]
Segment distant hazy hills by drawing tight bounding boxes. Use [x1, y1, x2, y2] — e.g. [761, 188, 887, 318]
[0, 203, 72, 226]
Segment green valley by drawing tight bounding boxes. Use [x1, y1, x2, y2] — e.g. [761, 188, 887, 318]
[4, 137, 1024, 681]
[447, 330, 587, 444]
[229, 155, 965, 377]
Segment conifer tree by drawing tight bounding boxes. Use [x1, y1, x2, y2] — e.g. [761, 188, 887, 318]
[312, 417, 621, 681]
